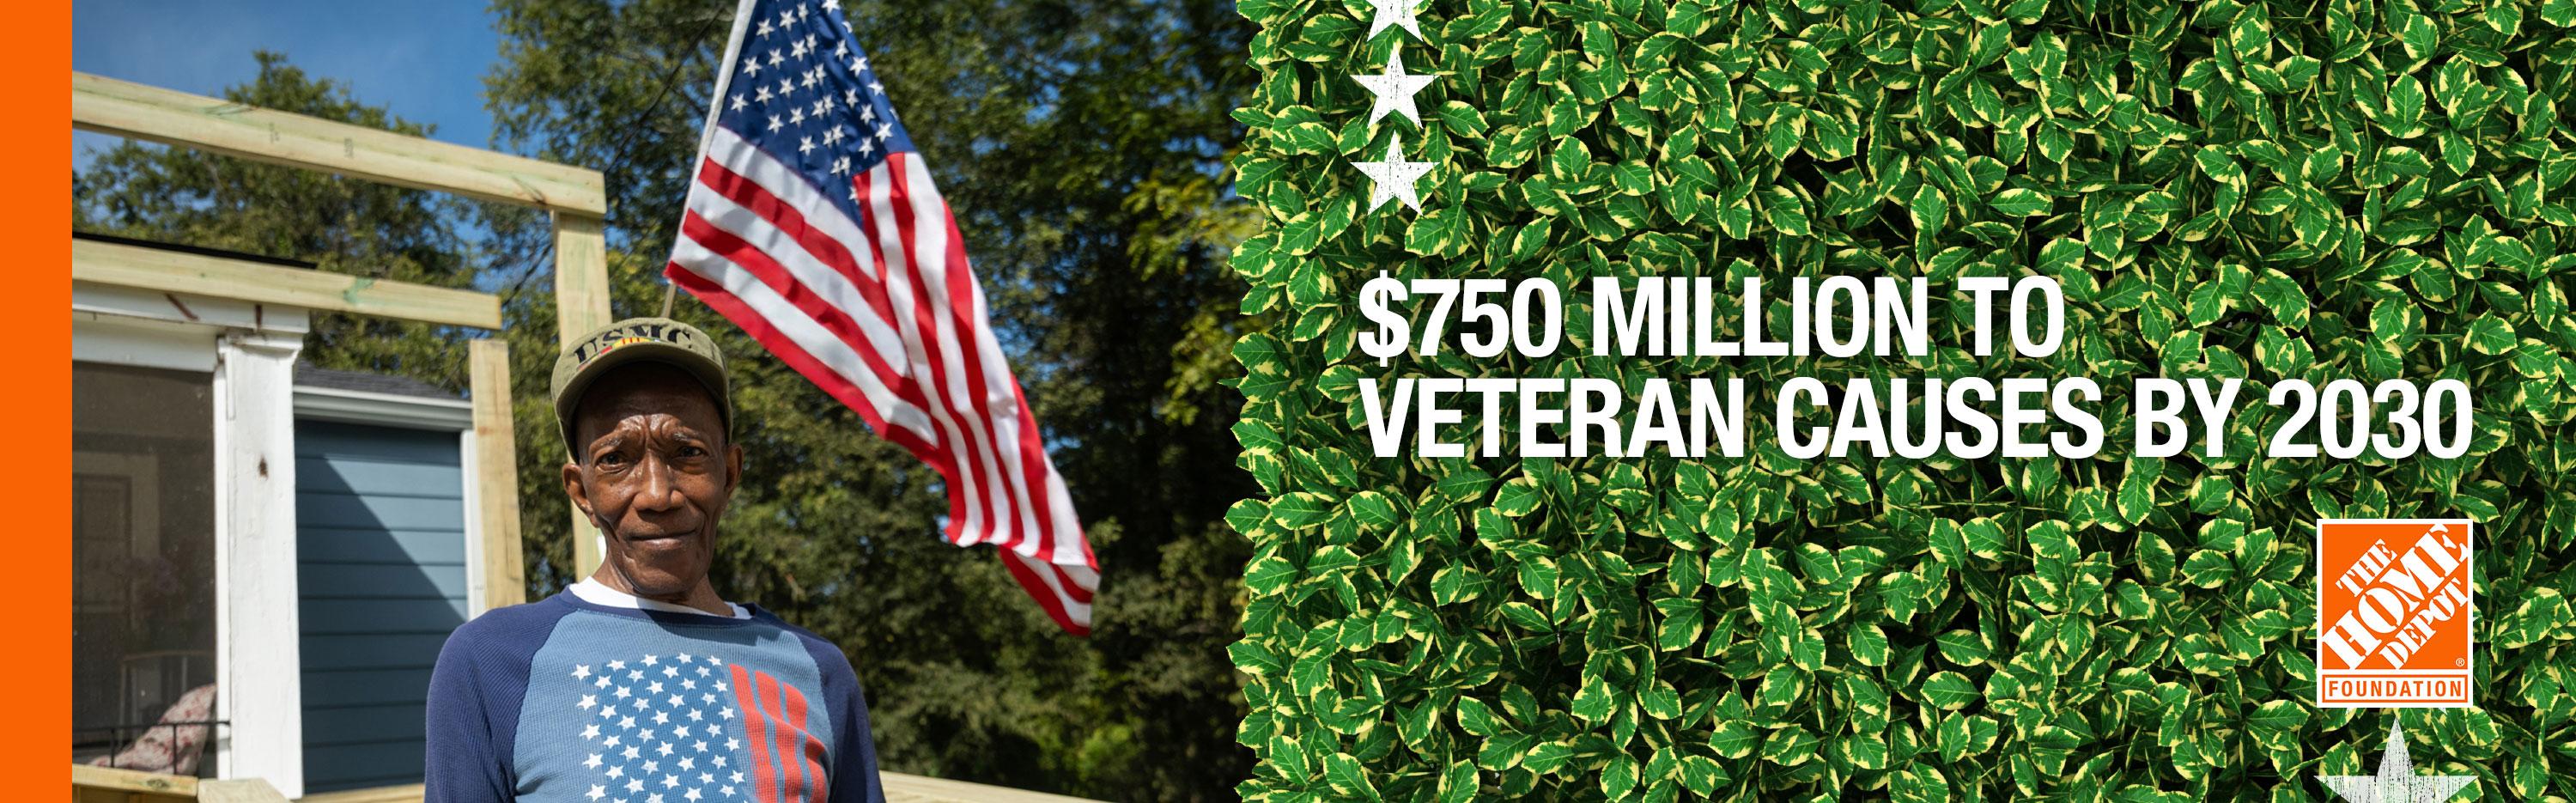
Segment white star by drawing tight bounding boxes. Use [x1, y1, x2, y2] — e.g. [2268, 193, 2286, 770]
[644, 758, 660, 773]
[1365, 0, 1423, 40]
[754, 85, 774, 104]
[730, 771, 744, 783]
[699, 773, 714, 785]
[721, 786, 735, 797]
[622, 745, 641, 761]
[799, 136, 816, 155]
[596, 677, 612, 689]
[669, 694, 686, 708]
[1352, 135, 1435, 212]
[859, 105, 876, 123]
[777, 9, 793, 27]
[789, 108, 806, 126]
[659, 742, 676, 757]
[624, 779, 644, 794]
[654, 710, 672, 726]
[579, 695, 598, 709]
[1353, 46, 1438, 127]
[720, 708, 737, 721]
[714, 680, 727, 690]
[609, 660, 628, 671]
[754, 18, 774, 38]
[665, 666, 680, 678]
[2320, 721, 2477, 803]
[647, 794, 662, 803]
[802, 70, 822, 90]
[582, 724, 601, 739]
[663, 775, 682, 789]
[767, 50, 784, 68]
[867, 79, 884, 94]
[585, 754, 605, 770]
[713, 755, 727, 769]
[675, 725, 693, 739]
[790, 39, 810, 59]
[694, 740, 709, 753]
[823, 0, 839, 10]
[619, 716, 636, 729]
[707, 656, 722, 666]
[814, 96, 834, 117]
[606, 765, 624, 778]
[688, 707, 707, 721]
[726, 739, 741, 751]
[683, 678, 700, 690]
[776, 78, 793, 98]
[843, 88, 859, 106]
[573, 665, 593, 679]
[802, 33, 818, 52]
[698, 694, 715, 706]
[684, 790, 702, 802]
[615, 686, 632, 700]
[605, 735, 623, 748]
[834, 41, 848, 59]
[678, 757, 696, 771]
[852, 58, 869, 73]
[874, 122, 893, 140]
[587, 784, 607, 801]
[677, 654, 694, 664]
[728, 94, 746, 112]
[857, 140, 875, 155]
[649, 682, 665, 694]
[639, 728, 658, 742]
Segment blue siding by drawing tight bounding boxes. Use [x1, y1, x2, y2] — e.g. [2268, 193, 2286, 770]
[294, 419, 468, 793]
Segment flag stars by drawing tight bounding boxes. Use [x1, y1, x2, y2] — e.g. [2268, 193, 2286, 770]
[596, 677, 613, 689]
[579, 695, 598, 710]
[622, 745, 641, 761]
[606, 766, 625, 779]
[649, 681, 665, 695]
[619, 715, 636, 729]
[767, 49, 784, 68]
[874, 122, 894, 141]
[776, 77, 794, 98]
[585, 754, 605, 770]
[684, 789, 702, 802]
[754, 18, 775, 38]
[573, 665, 593, 679]
[582, 724, 601, 740]
[625, 779, 644, 794]
[663, 774, 682, 789]
[664, 666, 680, 678]
[790, 39, 810, 59]
[587, 784, 607, 801]
[712, 755, 728, 769]
[677, 757, 696, 771]
[605, 735, 623, 749]
[743, 58, 762, 77]
[658, 742, 676, 757]
[867, 79, 884, 94]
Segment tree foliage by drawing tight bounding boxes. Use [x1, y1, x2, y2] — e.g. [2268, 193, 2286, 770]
[1228, 0, 2576, 800]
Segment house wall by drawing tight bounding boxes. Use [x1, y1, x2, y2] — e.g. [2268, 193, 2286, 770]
[293, 417, 473, 793]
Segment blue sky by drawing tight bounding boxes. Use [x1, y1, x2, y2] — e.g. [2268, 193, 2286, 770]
[73, 0, 504, 170]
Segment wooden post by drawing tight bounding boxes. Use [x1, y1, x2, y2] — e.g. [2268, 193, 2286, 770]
[553, 212, 614, 577]
[470, 339, 527, 610]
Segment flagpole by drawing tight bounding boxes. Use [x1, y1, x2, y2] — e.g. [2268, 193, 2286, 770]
[666, 0, 761, 276]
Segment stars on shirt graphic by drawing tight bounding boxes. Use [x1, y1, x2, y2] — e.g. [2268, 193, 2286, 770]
[569, 653, 750, 803]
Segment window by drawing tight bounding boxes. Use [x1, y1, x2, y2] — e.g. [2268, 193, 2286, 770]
[72, 362, 219, 775]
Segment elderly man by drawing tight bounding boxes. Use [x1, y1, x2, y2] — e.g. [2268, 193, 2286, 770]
[426, 318, 884, 803]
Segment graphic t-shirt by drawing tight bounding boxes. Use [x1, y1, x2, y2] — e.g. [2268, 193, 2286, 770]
[424, 589, 884, 803]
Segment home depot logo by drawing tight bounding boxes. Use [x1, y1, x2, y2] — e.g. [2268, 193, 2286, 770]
[2316, 519, 2475, 708]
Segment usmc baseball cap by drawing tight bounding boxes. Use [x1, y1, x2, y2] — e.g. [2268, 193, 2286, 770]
[550, 317, 733, 457]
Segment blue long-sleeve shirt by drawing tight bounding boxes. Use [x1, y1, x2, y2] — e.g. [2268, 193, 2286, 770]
[424, 589, 884, 803]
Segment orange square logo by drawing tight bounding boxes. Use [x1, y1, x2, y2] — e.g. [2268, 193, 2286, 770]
[2316, 519, 2475, 708]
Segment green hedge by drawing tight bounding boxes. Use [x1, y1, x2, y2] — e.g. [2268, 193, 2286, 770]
[1226, 0, 2576, 799]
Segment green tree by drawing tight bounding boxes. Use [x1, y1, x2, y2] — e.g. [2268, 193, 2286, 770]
[480, 1, 1260, 799]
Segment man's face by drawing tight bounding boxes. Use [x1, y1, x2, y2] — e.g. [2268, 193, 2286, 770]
[561, 362, 741, 599]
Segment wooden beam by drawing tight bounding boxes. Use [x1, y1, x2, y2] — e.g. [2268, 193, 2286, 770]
[553, 213, 615, 576]
[881, 772, 1106, 803]
[74, 238, 502, 330]
[470, 339, 527, 611]
[290, 783, 422, 803]
[71, 764, 197, 800]
[73, 72, 607, 216]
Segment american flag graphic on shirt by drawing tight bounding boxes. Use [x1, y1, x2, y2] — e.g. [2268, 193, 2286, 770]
[565, 654, 826, 803]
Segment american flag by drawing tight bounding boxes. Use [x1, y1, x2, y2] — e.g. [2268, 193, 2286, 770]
[665, 0, 1098, 635]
